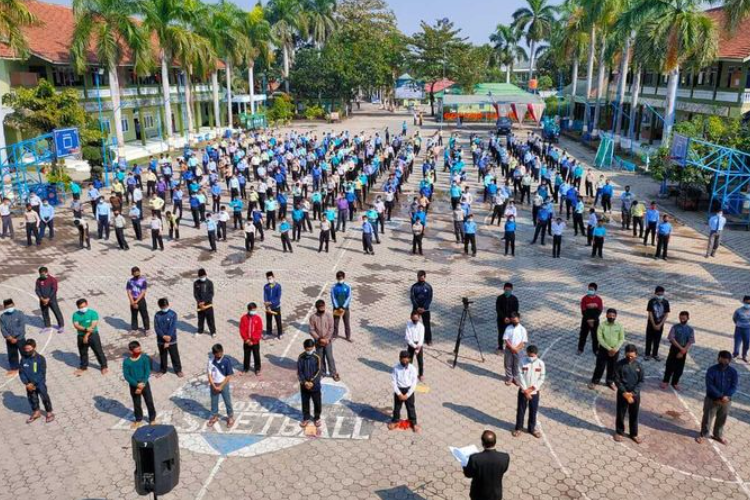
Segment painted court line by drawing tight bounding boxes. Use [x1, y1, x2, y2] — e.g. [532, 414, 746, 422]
[194, 456, 226, 500]
[280, 282, 330, 360]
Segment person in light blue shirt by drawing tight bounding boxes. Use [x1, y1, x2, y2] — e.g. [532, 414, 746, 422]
[279, 216, 293, 253]
[655, 215, 672, 260]
[331, 270, 353, 340]
[464, 215, 477, 256]
[591, 220, 606, 258]
[291, 206, 304, 242]
[230, 197, 243, 229]
[205, 214, 218, 251]
[70, 181, 82, 200]
[706, 209, 727, 258]
[504, 216, 516, 256]
[324, 207, 337, 243]
[96, 198, 111, 240]
[361, 215, 374, 255]
[531, 203, 551, 245]
[644, 202, 660, 246]
[39, 200, 55, 240]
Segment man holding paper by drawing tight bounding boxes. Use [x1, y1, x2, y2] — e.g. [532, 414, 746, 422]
[463, 430, 510, 500]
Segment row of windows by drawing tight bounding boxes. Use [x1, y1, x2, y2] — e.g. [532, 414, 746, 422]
[42, 66, 210, 88]
[101, 114, 158, 134]
[637, 66, 750, 89]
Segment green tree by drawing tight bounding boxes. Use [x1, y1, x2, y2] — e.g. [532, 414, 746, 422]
[511, 0, 558, 82]
[305, 0, 337, 48]
[489, 24, 527, 84]
[453, 45, 493, 94]
[409, 19, 468, 116]
[0, 0, 38, 58]
[241, 4, 273, 115]
[266, 0, 308, 94]
[71, 0, 152, 150]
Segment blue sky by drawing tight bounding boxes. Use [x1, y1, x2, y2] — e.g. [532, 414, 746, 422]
[46, 0, 562, 44]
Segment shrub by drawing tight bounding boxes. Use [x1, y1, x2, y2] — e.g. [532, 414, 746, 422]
[267, 94, 295, 125]
[305, 104, 325, 121]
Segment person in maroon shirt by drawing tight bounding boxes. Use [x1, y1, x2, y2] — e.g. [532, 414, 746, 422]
[35, 267, 64, 333]
[578, 283, 603, 355]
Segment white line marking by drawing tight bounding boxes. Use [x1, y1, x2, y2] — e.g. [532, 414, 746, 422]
[194, 456, 226, 500]
[331, 232, 356, 272]
[280, 282, 330, 360]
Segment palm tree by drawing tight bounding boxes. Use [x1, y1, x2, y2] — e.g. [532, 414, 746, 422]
[140, 0, 196, 140]
[305, 0, 337, 48]
[620, 0, 718, 143]
[266, 0, 308, 93]
[71, 0, 152, 151]
[192, 2, 225, 130]
[0, 0, 37, 58]
[588, 0, 620, 137]
[626, 25, 664, 143]
[511, 0, 558, 82]
[489, 24, 527, 84]
[551, 0, 588, 125]
[578, 0, 614, 133]
[719, 0, 750, 30]
[242, 4, 273, 116]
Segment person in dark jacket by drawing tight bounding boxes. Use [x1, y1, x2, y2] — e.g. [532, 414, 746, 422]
[697, 351, 738, 445]
[263, 271, 283, 338]
[1, 299, 25, 375]
[495, 283, 519, 352]
[20, 339, 54, 423]
[613, 344, 644, 443]
[154, 298, 183, 377]
[35, 267, 64, 333]
[410, 270, 434, 345]
[297, 339, 322, 427]
[463, 430, 510, 500]
[193, 268, 216, 337]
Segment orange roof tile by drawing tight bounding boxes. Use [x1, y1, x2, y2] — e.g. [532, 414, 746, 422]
[705, 7, 750, 61]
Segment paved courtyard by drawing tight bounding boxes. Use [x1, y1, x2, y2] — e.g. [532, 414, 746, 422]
[2, 108, 750, 500]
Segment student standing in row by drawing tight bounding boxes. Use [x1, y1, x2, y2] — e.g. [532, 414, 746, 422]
[495, 283, 519, 353]
[513, 345, 545, 438]
[410, 271, 433, 345]
[194, 269, 216, 337]
[661, 311, 694, 390]
[697, 351, 737, 445]
[405, 311, 425, 381]
[123, 341, 156, 429]
[1, 299, 25, 376]
[733, 295, 750, 361]
[578, 283, 603, 355]
[588, 309, 625, 390]
[154, 298, 183, 378]
[309, 299, 339, 381]
[263, 272, 283, 338]
[72, 298, 108, 376]
[503, 312, 527, 386]
[298, 339, 323, 428]
[388, 350, 421, 433]
[20, 339, 54, 423]
[331, 271, 353, 341]
[207, 343, 234, 428]
[126, 267, 150, 334]
[240, 302, 263, 375]
[644, 286, 670, 361]
[614, 344, 643, 443]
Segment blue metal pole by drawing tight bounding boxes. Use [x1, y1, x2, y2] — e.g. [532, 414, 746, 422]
[94, 72, 110, 187]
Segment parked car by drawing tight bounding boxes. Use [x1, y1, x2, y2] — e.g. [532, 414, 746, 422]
[496, 117, 513, 135]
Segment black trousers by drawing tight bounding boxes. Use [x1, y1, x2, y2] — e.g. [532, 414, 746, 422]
[421, 311, 432, 344]
[645, 325, 664, 357]
[412, 234, 423, 254]
[573, 213, 585, 235]
[40, 298, 64, 328]
[281, 233, 293, 252]
[293, 221, 302, 241]
[504, 233, 515, 255]
[663, 345, 687, 386]
[515, 390, 539, 432]
[208, 230, 217, 251]
[5, 339, 20, 370]
[218, 221, 227, 241]
[552, 235, 562, 258]
[464, 234, 477, 255]
[644, 222, 657, 245]
[245, 232, 255, 252]
[132, 219, 143, 240]
[266, 308, 282, 337]
[632, 216, 644, 238]
[591, 236, 604, 257]
[318, 230, 330, 252]
[197, 305, 216, 334]
[130, 300, 150, 330]
[26, 223, 40, 246]
[655, 235, 669, 259]
[151, 229, 164, 251]
[616, 392, 640, 437]
[408, 345, 424, 377]
[115, 227, 129, 249]
[591, 347, 619, 385]
[578, 317, 600, 353]
[129, 382, 157, 423]
[532, 222, 547, 245]
[243, 343, 261, 372]
[77, 332, 107, 369]
[301, 388, 322, 421]
[158, 343, 182, 374]
[27, 382, 53, 413]
[392, 387, 417, 425]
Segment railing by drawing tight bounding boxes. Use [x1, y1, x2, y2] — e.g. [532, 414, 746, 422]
[743, 91, 750, 104]
[715, 91, 740, 103]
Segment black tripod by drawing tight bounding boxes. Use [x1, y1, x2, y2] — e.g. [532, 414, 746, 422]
[452, 298, 485, 368]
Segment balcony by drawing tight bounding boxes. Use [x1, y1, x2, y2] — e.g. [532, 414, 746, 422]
[626, 85, 746, 105]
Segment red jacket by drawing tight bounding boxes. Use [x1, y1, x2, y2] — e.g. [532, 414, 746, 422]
[239, 313, 263, 344]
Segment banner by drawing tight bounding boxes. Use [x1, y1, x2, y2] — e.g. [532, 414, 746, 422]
[527, 103, 546, 123]
[509, 104, 521, 123]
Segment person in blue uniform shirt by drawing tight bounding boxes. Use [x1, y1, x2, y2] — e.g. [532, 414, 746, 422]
[19, 339, 54, 423]
[464, 214, 477, 256]
[655, 214, 672, 260]
[410, 271, 434, 345]
[361, 215, 374, 255]
[263, 271, 283, 338]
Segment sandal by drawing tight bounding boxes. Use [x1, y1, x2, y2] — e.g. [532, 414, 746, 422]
[26, 412, 41, 424]
[45, 413, 55, 423]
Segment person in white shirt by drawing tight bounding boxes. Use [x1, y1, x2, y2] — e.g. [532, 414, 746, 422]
[149, 213, 164, 251]
[504, 201, 517, 220]
[218, 206, 230, 241]
[0, 197, 13, 239]
[503, 312, 528, 385]
[405, 311, 425, 381]
[513, 345, 546, 438]
[706, 209, 727, 258]
[388, 350, 421, 433]
[551, 217, 566, 258]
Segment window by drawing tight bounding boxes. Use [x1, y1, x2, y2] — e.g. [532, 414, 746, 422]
[138, 74, 159, 86]
[90, 68, 109, 86]
[144, 114, 155, 129]
[121, 118, 130, 133]
[727, 67, 742, 88]
[51, 66, 83, 87]
[101, 119, 111, 135]
[643, 73, 654, 86]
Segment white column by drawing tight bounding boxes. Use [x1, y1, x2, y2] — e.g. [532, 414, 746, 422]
[0, 106, 10, 164]
[249, 66, 256, 115]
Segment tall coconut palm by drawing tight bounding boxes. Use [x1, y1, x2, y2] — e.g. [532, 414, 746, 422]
[626, 25, 664, 142]
[192, 1, 225, 129]
[578, 0, 615, 133]
[0, 0, 37, 58]
[242, 4, 273, 115]
[267, 0, 308, 94]
[305, 0, 337, 48]
[140, 0, 196, 140]
[620, 0, 718, 143]
[719, 0, 750, 30]
[588, 0, 620, 136]
[511, 0, 558, 82]
[211, 0, 251, 129]
[551, 0, 588, 125]
[489, 24, 527, 84]
[71, 0, 152, 151]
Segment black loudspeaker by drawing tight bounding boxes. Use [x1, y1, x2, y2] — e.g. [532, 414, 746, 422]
[133, 424, 180, 497]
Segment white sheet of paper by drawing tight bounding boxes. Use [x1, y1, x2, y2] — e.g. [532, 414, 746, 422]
[449, 445, 480, 467]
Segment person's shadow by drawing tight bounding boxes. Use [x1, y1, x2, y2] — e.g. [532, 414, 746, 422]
[103, 316, 131, 331]
[358, 357, 392, 374]
[93, 395, 132, 420]
[51, 350, 80, 369]
[2, 391, 30, 415]
[443, 402, 514, 431]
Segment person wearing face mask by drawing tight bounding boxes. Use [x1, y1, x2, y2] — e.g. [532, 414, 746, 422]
[19, 339, 54, 423]
[503, 216, 516, 256]
[502, 312, 527, 386]
[35, 267, 64, 333]
[123, 341, 156, 429]
[588, 309, 625, 391]
[72, 298, 108, 376]
[39, 199, 55, 240]
[405, 311, 425, 381]
[308, 299, 339, 381]
[239, 302, 263, 375]
[297, 338, 323, 428]
[193, 269, 216, 337]
[1, 299, 26, 376]
[514, 345, 546, 438]
[207, 343, 234, 428]
[613, 344, 644, 443]
[263, 271, 283, 339]
[496, 283, 519, 353]
[644, 286, 670, 361]
[331, 271, 353, 342]
[126, 267, 150, 335]
[463, 214, 477, 256]
[732, 296, 750, 361]
[578, 283, 603, 355]
[154, 298, 183, 378]
[388, 350, 421, 433]
[410, 271, 433, 346]
[661, 311, 694, 390]
[697, 351, 738, 445]
[706, 209, 726, 258]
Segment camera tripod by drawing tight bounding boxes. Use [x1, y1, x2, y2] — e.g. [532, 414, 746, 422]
[452, 299, 485, 368]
